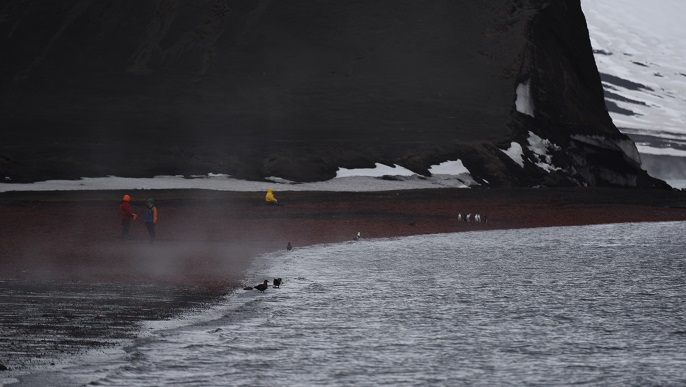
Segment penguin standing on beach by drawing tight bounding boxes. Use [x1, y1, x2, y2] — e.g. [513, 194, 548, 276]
[287, 242, 293, 251]
[273, 278, 282, 288]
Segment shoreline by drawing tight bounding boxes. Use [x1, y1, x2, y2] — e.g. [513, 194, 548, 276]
[2, 187, 686, 375]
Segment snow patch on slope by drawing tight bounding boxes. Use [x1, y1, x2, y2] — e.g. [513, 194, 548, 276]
[502, 142, 525, 167]
[500, 133, 561, 172]
[515, 81, 535, 117]
[528, 132, 561, 172]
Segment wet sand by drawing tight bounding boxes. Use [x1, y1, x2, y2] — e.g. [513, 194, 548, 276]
[1, 187, 686, 374]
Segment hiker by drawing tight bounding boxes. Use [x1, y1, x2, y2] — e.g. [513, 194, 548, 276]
[265, 188, 279, 205]
[119, 194, 137, 237]
[145, 198, 158, 243]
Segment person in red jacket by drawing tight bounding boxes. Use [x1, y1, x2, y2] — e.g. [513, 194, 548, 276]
[119, 194, 137, 238]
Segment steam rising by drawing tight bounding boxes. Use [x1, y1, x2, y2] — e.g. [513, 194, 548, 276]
[0, 197, 288, 287]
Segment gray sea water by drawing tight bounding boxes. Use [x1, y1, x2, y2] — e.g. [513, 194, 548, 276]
[14, 221, 686, 386]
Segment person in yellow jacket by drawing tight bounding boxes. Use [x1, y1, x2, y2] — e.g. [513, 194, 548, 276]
[145, 198, 158, 243]
[265, 188, 279, 206]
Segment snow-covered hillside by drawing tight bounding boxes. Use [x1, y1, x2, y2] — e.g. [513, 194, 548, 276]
[581, 0, 686, 188]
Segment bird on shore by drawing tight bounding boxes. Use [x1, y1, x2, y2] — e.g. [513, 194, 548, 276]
[273, 278, 282, 288]
[254, 280, 269, 292]
[287, 242, 292, 251]
[354, 232, 361, 241]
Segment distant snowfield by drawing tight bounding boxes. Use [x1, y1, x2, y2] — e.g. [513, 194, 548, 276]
[581, 0, 686, 187]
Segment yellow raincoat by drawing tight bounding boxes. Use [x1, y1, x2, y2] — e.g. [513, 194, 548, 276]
[265, 188, 278, 204]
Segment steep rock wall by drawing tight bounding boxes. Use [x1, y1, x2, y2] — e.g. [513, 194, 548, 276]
[0, 0, 667, 187]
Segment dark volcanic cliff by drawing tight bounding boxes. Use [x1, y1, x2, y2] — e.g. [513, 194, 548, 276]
[0, 0, 667, 187]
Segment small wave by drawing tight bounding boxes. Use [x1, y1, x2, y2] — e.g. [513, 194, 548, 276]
[306, 282, 327, 293]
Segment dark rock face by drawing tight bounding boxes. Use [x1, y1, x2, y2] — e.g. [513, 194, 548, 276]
[0, 0, 667, 187]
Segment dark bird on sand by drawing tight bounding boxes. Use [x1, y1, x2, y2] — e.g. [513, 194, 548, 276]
[287, 242, 292, 251]
[273, 278, 282, 288]
[254, 280, 269, 292]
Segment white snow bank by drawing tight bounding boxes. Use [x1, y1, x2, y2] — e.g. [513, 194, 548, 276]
[335, 163, 415, 178]
[427, 159, 477, 187]
[0, 173, 477, 193]
[515, 81, 535, 117]
[428, 160, 469, 175]
[0, 158, 488, 192]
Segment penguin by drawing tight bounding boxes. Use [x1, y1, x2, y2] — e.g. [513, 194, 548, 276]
[253, 280, 269, 292]
[287, 242, 292, 251]
[273, 278, 282, 288]
[354, 232, 361, 241]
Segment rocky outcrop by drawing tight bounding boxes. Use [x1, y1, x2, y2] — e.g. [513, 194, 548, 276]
[0, 0, 668, 187]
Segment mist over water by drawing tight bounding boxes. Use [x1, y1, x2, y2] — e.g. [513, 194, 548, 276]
[23, 221, 686, 385]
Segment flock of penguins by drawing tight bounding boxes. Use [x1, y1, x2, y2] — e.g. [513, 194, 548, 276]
[458, 213, 488, 223]
[244, 213, 487, 292]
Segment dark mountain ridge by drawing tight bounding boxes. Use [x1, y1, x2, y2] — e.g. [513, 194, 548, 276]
[0, 0, 668, 187]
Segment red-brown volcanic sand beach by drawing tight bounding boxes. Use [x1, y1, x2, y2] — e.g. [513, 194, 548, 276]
[2, 187, 686, 285]
[1, 187, 686, 374]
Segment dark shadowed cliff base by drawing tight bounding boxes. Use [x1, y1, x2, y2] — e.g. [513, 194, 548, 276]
[2, 187, 686, 375]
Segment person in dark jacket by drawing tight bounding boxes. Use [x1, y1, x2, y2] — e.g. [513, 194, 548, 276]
[145, 198, 158, 243]
[119, 194, 137, 237]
